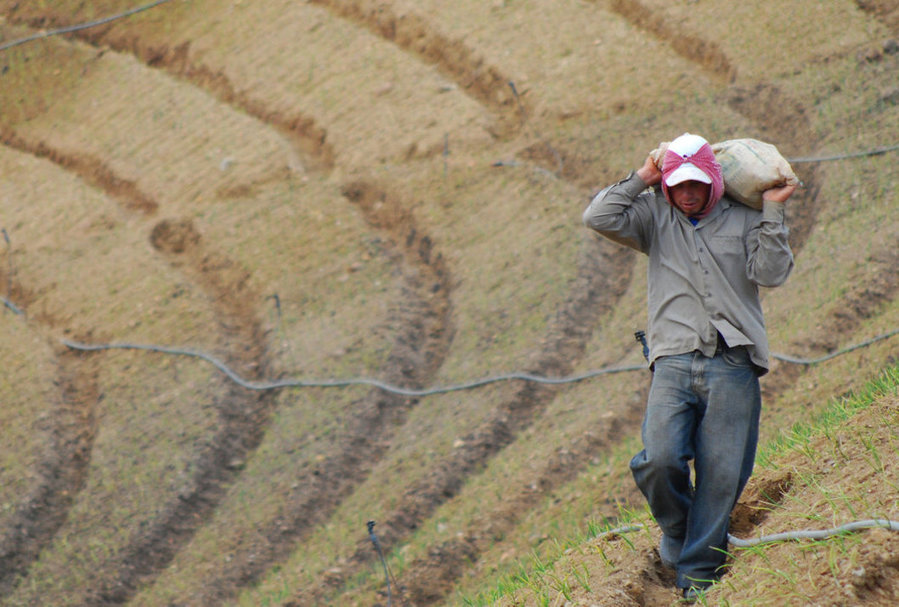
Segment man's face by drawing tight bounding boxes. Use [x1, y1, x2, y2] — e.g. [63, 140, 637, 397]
[669, 180, 711, 217]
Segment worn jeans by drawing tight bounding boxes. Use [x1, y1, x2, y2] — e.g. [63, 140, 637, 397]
[629, 343, 761, 589]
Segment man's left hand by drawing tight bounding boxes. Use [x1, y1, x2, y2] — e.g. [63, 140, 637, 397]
[762, 183, 798, 204]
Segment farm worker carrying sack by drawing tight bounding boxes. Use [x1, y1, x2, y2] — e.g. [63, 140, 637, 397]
[582, 132, 797, 601]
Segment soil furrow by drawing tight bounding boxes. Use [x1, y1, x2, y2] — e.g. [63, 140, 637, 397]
[0, 131, 277, 601]
[397, 381, 648, 606]
[605, 0, 737, 82]
[181, 179, 454, 606]
[0, 6, 335, 172]
[0, 344, 99, 595]
[856, 0, 899, 33]
[308, 0, 524, 134]
[0, 10, 457, 602]
[295, 231, 637, 606]
[74, 217, 276, 605]
[0, 137, 136, 594]
[94, 36, 336, 172]
[763, 239, 899, 402]
[0, 128, 157, 215]
[365, 238, 633, 549]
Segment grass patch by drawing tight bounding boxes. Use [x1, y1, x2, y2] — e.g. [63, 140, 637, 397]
[756, 365, 899, 469]
[458, 364, 899, 606]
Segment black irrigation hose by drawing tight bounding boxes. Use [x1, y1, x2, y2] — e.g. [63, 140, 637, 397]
[62, 328, 899, 397]
[367, 521, 395, 607]
[0, 0, 176, 52]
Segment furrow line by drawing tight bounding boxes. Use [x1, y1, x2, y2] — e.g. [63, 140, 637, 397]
[855, 0, 899, 33]
[0, 6, 334, 172]
[0, 345, 99, 595]
[605, 0, 737, 82]
[0, 126, 279, 603]
[83, 218, 277, 605]
[763, 238, 899, 402]
[396, 381, 647, 605]
[0, 127, 157, 215]
[308, 0, 524, 135]
[186, 179, 455, 606]
[295, 232, 637, 606]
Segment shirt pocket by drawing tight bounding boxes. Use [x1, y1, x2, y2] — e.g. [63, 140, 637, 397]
[707, 234, 746, 269]
[708, 234, 744, 253]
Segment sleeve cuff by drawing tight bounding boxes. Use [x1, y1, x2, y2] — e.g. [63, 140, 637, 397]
[621, 171, 650, 197]
[761, 200, 786, 222]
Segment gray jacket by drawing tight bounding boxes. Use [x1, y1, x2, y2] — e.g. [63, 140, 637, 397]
[583, 172, 794, 372]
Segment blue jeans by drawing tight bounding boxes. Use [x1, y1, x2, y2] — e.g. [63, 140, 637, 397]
[629, 344, 761, 589]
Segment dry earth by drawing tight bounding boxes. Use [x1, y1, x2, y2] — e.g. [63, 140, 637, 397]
[0, 1, 897, 606]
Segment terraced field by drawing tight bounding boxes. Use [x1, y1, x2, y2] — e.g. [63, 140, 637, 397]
[0, 1, 897, 605]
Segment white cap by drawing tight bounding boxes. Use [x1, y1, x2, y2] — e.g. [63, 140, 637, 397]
[664, 133, 712, 187]
[665, 162, 712, 187]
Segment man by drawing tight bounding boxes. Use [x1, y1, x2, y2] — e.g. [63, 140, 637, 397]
[582, 133, 796, 599]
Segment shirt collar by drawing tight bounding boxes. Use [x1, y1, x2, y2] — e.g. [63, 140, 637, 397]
[685, 197, 731, 226]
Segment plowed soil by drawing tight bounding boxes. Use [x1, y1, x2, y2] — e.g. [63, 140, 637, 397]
[0, 2, 897, 606]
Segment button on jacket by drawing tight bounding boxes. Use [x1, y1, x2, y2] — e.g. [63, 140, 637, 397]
[583, 172, 794, 373]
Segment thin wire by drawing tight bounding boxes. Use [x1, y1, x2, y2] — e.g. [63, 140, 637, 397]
[0, 0, 176, 52]
[61, 327, 899, 397]
[787, 143, 899, 164]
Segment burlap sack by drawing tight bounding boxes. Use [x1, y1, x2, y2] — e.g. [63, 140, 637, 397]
[650, 138, 799, 209]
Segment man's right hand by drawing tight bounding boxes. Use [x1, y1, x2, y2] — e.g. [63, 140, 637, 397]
[636, 155, 662, 187]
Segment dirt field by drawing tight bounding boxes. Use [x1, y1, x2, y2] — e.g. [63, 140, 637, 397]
[0, 1, 898, 606]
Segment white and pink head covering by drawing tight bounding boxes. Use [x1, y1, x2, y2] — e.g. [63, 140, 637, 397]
[661, 133, 724, 219]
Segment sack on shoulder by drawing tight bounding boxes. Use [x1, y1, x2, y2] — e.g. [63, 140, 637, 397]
[650, 138, 799, 210]
[712, 139, 799, 209]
